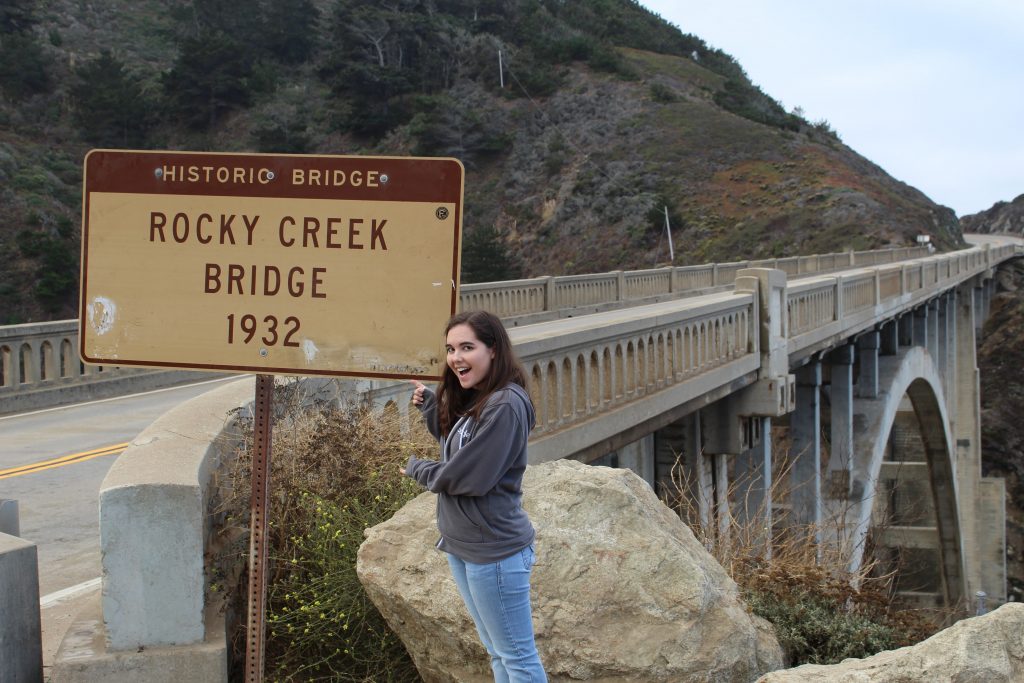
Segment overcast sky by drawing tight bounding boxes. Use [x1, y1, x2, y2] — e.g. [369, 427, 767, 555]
[638, 1, 1024, 217]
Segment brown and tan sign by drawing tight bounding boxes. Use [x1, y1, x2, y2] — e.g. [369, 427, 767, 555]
[80, 150, 463, 380]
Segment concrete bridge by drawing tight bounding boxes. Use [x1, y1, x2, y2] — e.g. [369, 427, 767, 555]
[1, 236, 1018, 680]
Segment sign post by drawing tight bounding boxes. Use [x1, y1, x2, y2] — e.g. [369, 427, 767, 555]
[80, 150, 464, 681]
[245, 374, 274, 681]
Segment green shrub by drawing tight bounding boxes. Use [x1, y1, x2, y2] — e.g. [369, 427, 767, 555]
[740, 561, 937, 666]
[267, 489, 420, 681]
[649, 82, 678, 104]
[217, 395, 436, 682]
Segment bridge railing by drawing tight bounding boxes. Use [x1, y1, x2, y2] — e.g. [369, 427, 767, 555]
[0, 320, 129, 390]
[460, 245, 929, 321]
[515, 292, 759, 439]
[785, 241, 1021, 354]
[3, 242, 1009, 413]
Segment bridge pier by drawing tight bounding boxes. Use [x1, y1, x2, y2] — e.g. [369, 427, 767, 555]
[898, 311, 914, 346]
[790, 361, 822, 549]
[928, 299, 940, 361]
[733, 417, 774, 558]
[827, 343, 855, 503]
[944, 290, 958, 421]
[880, 319, 899, 356]
[913, 305, 929, 352]
[856, 332, 880, 399]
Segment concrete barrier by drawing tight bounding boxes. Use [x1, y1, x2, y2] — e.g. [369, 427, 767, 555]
[52, 376, 255, 682]
[0, 532, 43, 683]
[0, 498, 18, 536]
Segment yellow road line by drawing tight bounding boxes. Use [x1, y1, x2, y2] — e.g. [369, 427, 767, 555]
[0, 442, 129, 480]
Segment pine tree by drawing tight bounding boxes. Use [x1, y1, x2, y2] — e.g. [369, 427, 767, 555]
[71, 51, 149, 147]
[164, 32, 253, 130]
[0, 0, 38, 35]
[263, 0, 320, 64]
[460, 225, 520, 283]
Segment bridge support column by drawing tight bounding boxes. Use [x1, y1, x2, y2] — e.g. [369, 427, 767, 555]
[983, 278, 994, 325]
[827, 344, 855, 503]
[653, 412, 714, 543]
[937, 297, 949, 389]
[913, 305, 929, 353]
[954, 280, 987, 602]
[734, 417, 773, 558]
[973, 284, 985, 337]
[880, 320, 899, 356]
[703, 403, 738, 550]
[928, 299, 940, 361]
[790, 361, 822, 551]
[856, 332, 879, 399]
[899, 312, 914, 347]
[944, 291, 958, 420]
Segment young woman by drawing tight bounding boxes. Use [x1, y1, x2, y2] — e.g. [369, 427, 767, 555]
[401, 310, 547, 683]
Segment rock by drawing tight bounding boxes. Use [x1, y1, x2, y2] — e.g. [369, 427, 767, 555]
[357, 459, 783, 682]
[756, 602, 1024, 682]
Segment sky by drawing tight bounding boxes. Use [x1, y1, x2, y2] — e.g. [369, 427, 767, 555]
[638, 1, 1024, 217]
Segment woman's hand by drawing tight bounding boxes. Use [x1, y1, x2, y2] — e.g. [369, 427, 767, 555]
[409, 379, 426, 407]
[399, 467, 406, 475]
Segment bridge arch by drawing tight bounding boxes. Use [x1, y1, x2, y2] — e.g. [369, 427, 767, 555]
[841, 345, 965, 607]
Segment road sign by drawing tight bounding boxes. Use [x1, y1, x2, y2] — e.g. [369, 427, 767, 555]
[80, 150, 463, 381]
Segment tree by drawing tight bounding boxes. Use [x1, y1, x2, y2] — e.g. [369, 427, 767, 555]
[164, 31, 253, 130]
[0, 0, 38, 35]
[0, 33, 50, 99]
[262, 0, 320, 64]
[323, 1, 461, 136]
[460, 225, 520, 283]
[71, 51, 150, 146]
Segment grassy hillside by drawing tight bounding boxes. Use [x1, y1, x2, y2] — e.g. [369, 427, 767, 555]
[0, 0, 964, 324]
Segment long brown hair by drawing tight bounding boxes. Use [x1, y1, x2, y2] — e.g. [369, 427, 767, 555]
[436, 310, 530, 437]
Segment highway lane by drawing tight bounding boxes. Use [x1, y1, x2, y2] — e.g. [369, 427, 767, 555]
[0, 375, 241, 596]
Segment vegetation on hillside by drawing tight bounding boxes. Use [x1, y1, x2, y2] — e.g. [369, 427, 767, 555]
[0, 0, 963, 324]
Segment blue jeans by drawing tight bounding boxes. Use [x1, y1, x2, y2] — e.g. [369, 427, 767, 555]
[447, 545, 547, 683]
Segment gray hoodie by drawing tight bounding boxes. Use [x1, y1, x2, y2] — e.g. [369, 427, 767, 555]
[405, 383, 536, 563]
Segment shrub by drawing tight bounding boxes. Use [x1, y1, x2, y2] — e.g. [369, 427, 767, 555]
[741, 561, 934, 665]
[216, 388, 436, 681]
[666, 452, 941, 667]
[649, 81, 678, 104]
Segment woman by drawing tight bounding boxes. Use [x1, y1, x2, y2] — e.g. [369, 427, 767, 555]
[402, 310, 547, 683]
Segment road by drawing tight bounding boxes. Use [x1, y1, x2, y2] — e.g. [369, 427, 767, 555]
[0, 375, 242, 670]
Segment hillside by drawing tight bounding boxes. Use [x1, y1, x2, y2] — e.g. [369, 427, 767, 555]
[961, 194, 1024, 235]
[0, 0, 965, 324]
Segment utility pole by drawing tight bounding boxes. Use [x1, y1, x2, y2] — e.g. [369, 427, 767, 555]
[664, 205, 674, 263]
[498, 49, 505, 89]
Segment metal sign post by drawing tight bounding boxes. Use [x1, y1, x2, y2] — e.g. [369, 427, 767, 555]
[245, 374, 274, 682]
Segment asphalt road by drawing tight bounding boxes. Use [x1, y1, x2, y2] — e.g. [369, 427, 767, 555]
[0, 375, 241, 594]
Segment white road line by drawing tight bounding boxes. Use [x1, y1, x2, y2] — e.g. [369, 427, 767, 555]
[40, 577, 102, 608]
[0, 375, 247, 422]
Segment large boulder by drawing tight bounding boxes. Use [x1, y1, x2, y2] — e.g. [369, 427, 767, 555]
[757, 602, 1024, 682]
[357, 459, 783, 682]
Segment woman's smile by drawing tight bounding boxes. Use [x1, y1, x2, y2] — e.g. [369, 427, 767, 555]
[446, 323, 494, 390]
